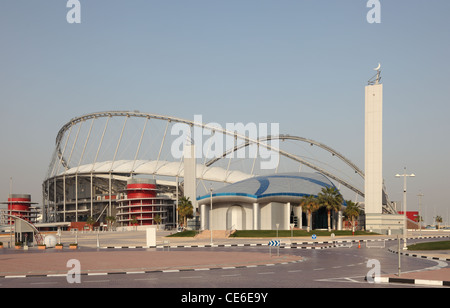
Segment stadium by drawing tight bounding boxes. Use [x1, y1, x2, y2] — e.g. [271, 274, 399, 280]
[42, 110, 397, 232]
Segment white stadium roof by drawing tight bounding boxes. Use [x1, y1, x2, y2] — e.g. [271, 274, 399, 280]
[60, 159, 253, 184]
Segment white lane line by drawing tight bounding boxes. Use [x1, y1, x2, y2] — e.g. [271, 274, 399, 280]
[30, 282, 59, 285]
[180, 276, 203, 279]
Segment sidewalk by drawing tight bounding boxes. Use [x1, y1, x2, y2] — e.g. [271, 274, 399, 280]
[0, 248, 302, 278]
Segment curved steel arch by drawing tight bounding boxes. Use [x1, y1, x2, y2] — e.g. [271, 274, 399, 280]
[53, 111, 362, 195]
[53, 112, 362, 195]
[53, 110, 283, 171]
[2, 214, 44, 244]
[206, 134, 365, 198]
[206, 134, 396, 213]
[52, 111, 395, 213]
[206, 134, 364, 177]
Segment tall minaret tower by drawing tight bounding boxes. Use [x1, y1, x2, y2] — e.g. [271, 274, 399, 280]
[365, 64, 383, 230]
[183, 136, 198, 212]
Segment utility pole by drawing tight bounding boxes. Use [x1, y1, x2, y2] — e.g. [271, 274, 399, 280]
[417, 193, 424, 237]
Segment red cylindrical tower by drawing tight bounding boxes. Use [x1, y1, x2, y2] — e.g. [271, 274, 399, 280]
[123, 179, 157, 226]
[7, 194, 33, 223]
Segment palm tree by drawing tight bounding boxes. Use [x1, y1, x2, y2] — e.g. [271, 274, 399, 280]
[343, 200, 361, 235]
[178, 196, 193, 228]
[86, 216, 96, 231]
[154, 214, 162, 230]
[435, 215, 443, 230]
[130, 216, 138, 230]
[299, 195, 320, 232]
[414, 215, 423, 230]
[105, 215, 116, 231]
[318, 186, 343, 232]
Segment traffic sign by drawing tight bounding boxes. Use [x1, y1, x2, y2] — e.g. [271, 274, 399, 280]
[268, 240, 280, 247]
[269, 239, 281, 257]
[312, 234, 317, 240]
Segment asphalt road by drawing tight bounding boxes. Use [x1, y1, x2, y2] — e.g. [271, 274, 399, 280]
[1, 238, 446, 290]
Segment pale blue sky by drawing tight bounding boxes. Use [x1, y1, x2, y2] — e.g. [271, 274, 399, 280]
[1, 1, 449, 225]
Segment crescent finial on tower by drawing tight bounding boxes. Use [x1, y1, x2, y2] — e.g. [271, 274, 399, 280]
[368, 63, 382, 85]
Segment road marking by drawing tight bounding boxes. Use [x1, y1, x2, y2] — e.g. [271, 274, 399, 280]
[30, 282, 59, 285]
[126, 271, 146, 274]
[180, 276, 203, 279]
[258, 272, 275, 275]
[288, 270, 303, 273]
[5, 275, 27, 279]
[315, 276, 366, 284]
[221, 274, 241, 277]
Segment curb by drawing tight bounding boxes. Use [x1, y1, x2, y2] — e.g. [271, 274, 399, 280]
[374, 276, 450, 287]
[382, 247, 450, 287]
[101, 243, 336, 249]
[0, 259, 303, 279]
[387, 247, 450, 262]
[100, 235, 449, 250]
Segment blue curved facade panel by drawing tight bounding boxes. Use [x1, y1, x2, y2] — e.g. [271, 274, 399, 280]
[197, 172, 337, 202]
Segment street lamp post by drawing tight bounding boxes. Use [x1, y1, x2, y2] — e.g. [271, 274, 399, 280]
[210, 186, 213, 245]
[395, 167, 415, 250]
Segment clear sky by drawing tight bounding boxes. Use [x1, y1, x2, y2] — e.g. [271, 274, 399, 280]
[1, 1, 449, 225]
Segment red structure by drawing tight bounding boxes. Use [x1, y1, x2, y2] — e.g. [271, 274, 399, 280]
[398, 211, 420, 229]
[5, 194, 37, 224]
[118, 179, 160, 226]
[398, 211, 419, 222]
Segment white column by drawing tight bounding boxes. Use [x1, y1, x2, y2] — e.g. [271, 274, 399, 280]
[294, 205, 302, 229]
[183, 144, 197, 212]
[253, 203, 260, 230]
[284, 202, 291, 230]
[200, 203, 207, 230]
[337, 210, 343, 230]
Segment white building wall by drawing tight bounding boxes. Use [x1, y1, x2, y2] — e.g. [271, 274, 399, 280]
[260, 202, 290, 230]
[204, 201, 292, 231]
